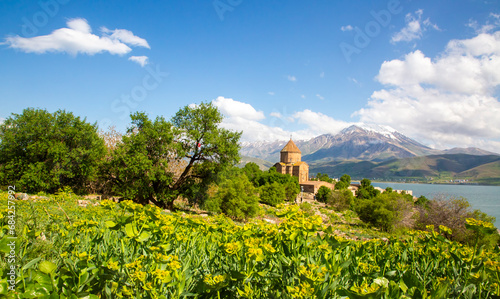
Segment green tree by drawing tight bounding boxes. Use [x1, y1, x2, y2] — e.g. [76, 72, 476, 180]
[313, 172, 334, 183]
[108, 102, 241, 209]
[356, 178, 380, 199]
[0, 108, 105, 193]
[204, 173, 259, 220]
[316, 186, 333, 203]
[340, 174, 351, 184]
[334, 174, 351, 190]
[242, 162, 261, 182]
[259, 181, 286, 206]
[106, 112, 174, 205]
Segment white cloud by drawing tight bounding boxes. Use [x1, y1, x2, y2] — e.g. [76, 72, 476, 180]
[320, 72, 325, 78]
[301, 95, 306, 99]
[101, 27, 150, 48]
[341, 25, 353, 32]
[316, 94, 325, 100]
[287, 75, 297, 82]
[3, 18, 149, 56]
[268, 91, 275, 96]
[212, 96, 265, 121]
[356, 30, 500, 151]
[293, 110, 351, 136]
[391, 9, 439, 44]
[467, 13, 500, 34]
[128, 56, 149, 67]
[211, 97, 351, 142]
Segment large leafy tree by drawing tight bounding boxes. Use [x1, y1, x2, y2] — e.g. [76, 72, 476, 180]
[107, 112, 174, 205]
[0, 108, 105, 193]
[108, 102, 241, 210]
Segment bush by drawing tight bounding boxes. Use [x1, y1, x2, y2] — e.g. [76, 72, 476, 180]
[259, 182, 286, 206]
[204, 174, 259, 220]
[253, 167, 300, 202]
[0, 108, 106, 194]
[316, 186, 333, 203]
[327, 189, 354, 212]
[415, 196, 499, 249]
[355, 192, 414, 232]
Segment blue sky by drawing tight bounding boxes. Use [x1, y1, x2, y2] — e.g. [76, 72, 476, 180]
[1, 0, 500, 151]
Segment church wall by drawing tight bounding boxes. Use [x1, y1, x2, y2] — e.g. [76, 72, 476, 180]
[281, 152, 301, 163]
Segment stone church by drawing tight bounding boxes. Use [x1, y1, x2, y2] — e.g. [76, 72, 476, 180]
[274, 138, 309, 183]
[274, 138, 335, 194]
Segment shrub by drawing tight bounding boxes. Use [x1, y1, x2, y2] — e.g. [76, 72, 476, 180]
[355, 192, 414, 232]
[327, 189, 354, 212]
[259, 182, 286, 206]
[316, 186, 333, 203]
[415, 196, 499, 249]
[0, 108, 106, 194]
[204, 174, 259, 220]
[254, 167, 300, 201]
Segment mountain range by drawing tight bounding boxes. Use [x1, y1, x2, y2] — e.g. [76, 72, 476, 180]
[240, 125, 500, 184]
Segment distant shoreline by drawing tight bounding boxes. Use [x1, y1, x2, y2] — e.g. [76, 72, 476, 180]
[369, 181, 498, 187]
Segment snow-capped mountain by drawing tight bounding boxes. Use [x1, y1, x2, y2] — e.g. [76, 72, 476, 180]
[240, 124, 440, 163]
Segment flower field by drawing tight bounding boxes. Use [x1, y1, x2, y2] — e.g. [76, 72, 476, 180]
[1, 191, 500, 298]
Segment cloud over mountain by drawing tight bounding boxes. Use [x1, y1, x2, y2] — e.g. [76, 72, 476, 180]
[356, 30, 500, 151]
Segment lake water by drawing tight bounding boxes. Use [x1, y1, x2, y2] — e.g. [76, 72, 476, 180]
[371, 182, 500, 226]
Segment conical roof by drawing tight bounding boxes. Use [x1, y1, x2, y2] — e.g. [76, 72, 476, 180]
[281, 139, 301, 153]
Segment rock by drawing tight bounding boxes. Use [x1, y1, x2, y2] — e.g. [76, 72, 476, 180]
[264, 218, 276, 224]
[77, 200, 91, 207]
[15, 193, 29, 200]
[199, 214, 208, 217]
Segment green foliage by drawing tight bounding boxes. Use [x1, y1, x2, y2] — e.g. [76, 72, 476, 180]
[2, 191, 500, 298]
[259, 182, 286, 206]
[204, 173, 259, 220]
[415, 195, 429, 208]
[328, 189, 354, 212]
[334, 181, 347, 190]
[356, 178, 381, 199]
[299, 202, 314, 216]
[242, 162, 261, 181]
[312, 172, 334, 183]
[315, 186, 333, 203]
[335, 174, 351, 190]
[0, 108, 106, 194]
[356, 192, 414, 232]
[107, 112, 174, 205]
[253, 167, 300, 202]
[108, 102, 241, 209]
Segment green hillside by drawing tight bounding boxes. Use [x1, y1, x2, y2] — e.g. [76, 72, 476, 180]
[310, 154, 500, 184]
[238, 155, 274, 170]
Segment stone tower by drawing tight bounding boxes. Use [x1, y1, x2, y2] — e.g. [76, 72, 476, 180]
[274, 139, 309, 183]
